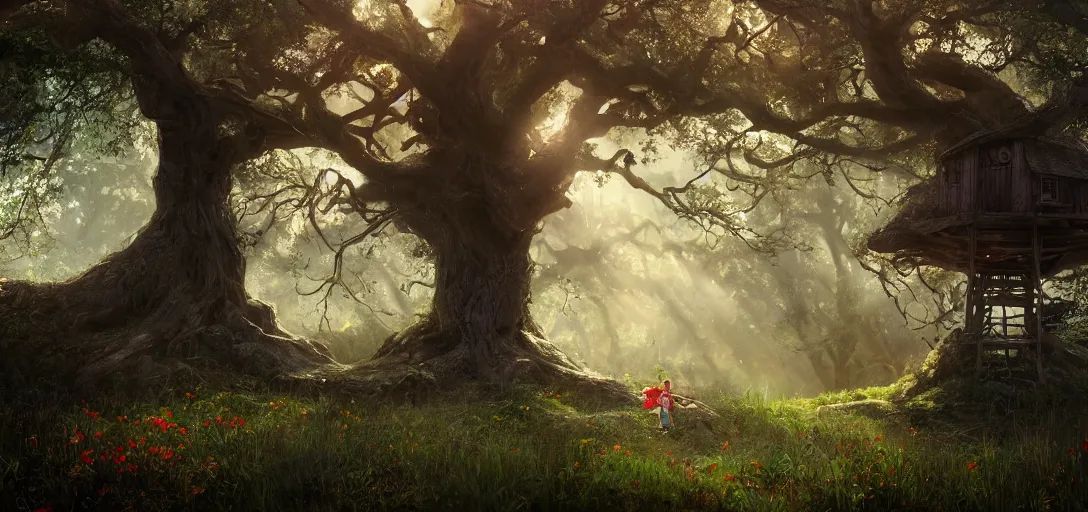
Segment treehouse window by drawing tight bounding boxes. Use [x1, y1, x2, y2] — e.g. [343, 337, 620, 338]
[1041, 177, 1058, 203]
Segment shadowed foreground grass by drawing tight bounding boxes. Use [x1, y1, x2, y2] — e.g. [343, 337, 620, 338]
[2, 380, 1088, 511]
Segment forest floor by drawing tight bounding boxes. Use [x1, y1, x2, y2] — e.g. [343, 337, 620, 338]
[3, 352, 1088, 511]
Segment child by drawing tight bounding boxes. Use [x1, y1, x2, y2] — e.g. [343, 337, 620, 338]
[641, 380, 675, 430]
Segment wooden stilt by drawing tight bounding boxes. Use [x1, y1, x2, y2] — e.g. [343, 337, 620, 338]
[1001, 304, 1008, 337]
[1033, 217, 1045, 382]
[967, 226, 980, 376]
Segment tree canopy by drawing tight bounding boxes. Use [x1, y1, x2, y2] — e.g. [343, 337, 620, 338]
[2, 0, 1088, 395]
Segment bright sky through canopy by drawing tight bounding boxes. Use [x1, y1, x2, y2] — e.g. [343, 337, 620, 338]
[405, 0, 440, 26]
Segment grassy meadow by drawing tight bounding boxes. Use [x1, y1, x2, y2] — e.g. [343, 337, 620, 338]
[3, 364, 1088, 512]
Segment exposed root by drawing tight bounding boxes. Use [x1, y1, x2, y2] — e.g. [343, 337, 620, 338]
[283, 324, 637, 406]
[1, 275, 635, 407]
[0, 276, 334, 395]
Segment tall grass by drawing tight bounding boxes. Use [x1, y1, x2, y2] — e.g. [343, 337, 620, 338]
[2, 383, 1087, 511]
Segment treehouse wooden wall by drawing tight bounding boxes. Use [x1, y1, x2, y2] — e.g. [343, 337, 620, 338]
[1077, 181, 1088, 214]
[938, 141, 1036, 216]
[978, 141, 1031, 213]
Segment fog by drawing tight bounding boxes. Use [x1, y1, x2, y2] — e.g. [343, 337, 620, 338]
[0, 117, 950, 397]
[0, 0, 974, 397]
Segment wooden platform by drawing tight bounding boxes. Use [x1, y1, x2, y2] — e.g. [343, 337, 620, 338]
[869, 213, 1088, 275]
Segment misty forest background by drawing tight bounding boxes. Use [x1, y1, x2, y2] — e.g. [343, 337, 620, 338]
[1, 115, 937, 397]
[5, 0, 1088, 397]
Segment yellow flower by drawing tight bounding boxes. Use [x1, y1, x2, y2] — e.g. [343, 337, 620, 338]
[581, 439, 590, 445]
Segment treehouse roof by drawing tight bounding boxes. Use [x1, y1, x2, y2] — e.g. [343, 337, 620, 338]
[867, 133, 1088, 276]
[941, 132, 1088, 180]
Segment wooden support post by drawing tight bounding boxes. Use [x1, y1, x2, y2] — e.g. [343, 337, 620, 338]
[1032, 218, 1045, 382]
[967, 226, 980, 376]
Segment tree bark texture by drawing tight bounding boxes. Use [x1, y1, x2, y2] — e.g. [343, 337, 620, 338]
[0, 102, 331, 389]
[360, 156, 630, 401]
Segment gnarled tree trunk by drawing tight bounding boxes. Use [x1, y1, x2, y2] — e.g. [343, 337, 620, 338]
[0, 106, 331, 389]
[375, 219, 573, 374]
[79, 121, 244, 331]
[359, 162, 629, 400]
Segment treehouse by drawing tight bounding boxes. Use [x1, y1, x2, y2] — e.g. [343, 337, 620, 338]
[867, 132, 1088, 378]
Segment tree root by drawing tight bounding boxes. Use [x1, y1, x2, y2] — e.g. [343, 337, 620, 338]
[1, 280, 637, 406]
[263, 325, 636, 407]
[0, 277, 334, 395]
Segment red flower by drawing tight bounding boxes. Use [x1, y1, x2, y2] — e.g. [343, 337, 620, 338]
[80, 450, 94, 465]
[1082, 439, 1088, 452]
[165, 411, 173, 418]
[148, 446, 160, 455]
[724, 474, 735, 481]
[94, 432, 103, 438]
[721, 442, 730, 451]
[707, 463, 718, 473]
[889, 466, 895, 475]
[875, 435, 883, 442]
[632, 480, 640, 489]
[203, 420, 211, 427]
[35, 505, 54, 512]
[162, 449, 175, 460]
[128, 439, 137, 449]
[179, 427, 188, 435]
[967, 462, 978, 471]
